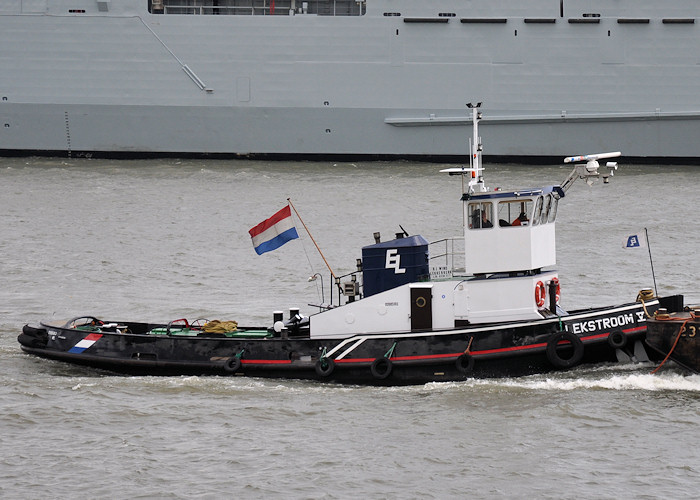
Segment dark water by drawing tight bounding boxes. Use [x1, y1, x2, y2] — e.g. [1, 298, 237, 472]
[1, 157, 699, 499]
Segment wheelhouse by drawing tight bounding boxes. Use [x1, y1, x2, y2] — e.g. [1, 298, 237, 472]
[463, 186, 563, 276]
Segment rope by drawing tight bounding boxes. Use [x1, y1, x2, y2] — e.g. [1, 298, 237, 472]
[287, 198, 337, 280]
[650, 317, 691, 374]
[287, 204, 320, 282]
[202, 320, 238, 333]
[636, 289, 656, 318]
[384, 342, 397, 359]
[298, 233, 318, 280]
[464, 336, 474, 354]
[287, 199, 332, 302]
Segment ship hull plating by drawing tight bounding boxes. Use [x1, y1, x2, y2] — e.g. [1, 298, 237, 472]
[2, 1, 700, 161]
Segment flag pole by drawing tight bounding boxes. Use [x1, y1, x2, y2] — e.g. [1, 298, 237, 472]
[287, 198, 337, 280]
[645, 227, 658, 296]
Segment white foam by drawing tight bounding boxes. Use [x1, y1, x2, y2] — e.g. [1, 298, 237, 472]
[502, 372, 700, 392]
[419, 367, 700, 393]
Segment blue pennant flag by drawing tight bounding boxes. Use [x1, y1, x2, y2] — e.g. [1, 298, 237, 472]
[622, 232, 647, 249]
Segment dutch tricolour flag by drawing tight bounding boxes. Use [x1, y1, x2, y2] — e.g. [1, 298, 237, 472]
[249, 205, 299, 255]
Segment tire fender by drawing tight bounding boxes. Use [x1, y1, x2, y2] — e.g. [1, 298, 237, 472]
[455, 353, 475, 375]
[370, 357, 393, 380]
[315, 358, 335, 377]
[607, 330, 627, 349]
[223, 356, 241, 373]
[546, 331, 584, 369]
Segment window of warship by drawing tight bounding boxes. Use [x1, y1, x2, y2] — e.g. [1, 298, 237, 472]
[497, 200, 533, 227]
[152, 0, 366, 16]
[468, 202, 494, 230]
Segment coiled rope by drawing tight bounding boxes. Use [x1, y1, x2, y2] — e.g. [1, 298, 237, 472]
[636, 289, 656, 318]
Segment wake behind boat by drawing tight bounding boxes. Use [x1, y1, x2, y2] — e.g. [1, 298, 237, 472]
[18, 105, 686, 384]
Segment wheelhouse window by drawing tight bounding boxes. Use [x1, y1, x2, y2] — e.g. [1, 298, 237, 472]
[497, 200, 532, 227]
[546, 194, 559, 223]
[540, 195, 552, 225]
[532, 196, 544, 226]
[468, 202, 493, 229]
[524, 194, 559, 226]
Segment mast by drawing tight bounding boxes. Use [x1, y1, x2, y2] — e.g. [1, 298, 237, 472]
[466, 102, 487, 195]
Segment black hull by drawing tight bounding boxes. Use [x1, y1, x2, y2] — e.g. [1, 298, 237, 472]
[646, 310, 700, 374]
[15, 344, 630, 384]
[18, 336, 645, 384]
[19, 298, 679, 385]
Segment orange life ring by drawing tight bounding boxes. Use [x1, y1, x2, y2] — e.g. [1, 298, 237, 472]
[551, 277, 561, 303]
[535, 281, 546, 308]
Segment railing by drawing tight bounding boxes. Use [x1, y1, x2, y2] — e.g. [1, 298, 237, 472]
[159, 1, 365, 16]
[429, 237, 465, 277]
[164, 5, 261, 15]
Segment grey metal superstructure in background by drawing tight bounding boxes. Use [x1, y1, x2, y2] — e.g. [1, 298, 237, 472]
[1, 0, 700, 161]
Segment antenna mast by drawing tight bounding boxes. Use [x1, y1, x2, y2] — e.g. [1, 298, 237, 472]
[466, 102, 487, 194]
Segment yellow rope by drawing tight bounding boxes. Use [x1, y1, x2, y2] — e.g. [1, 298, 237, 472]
[203, 320, 238, 333]
[636, 288, 656, 318]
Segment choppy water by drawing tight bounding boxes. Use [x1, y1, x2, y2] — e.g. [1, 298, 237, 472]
[1, 157, 699, 499]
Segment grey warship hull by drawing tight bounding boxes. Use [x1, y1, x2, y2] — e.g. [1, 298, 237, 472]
[2, 0, 700, 161]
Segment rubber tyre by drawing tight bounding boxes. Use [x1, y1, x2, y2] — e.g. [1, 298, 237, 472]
[607, 330, 627, 349]
[370, 357, 393, 380]
[223, 356, 241, 373]
[546, 332, 584, 369]
[315, 358, 335, 377]
[455, 353, 475, 375]
[19, 325, 48, 347]
[17, 333, 48, 348]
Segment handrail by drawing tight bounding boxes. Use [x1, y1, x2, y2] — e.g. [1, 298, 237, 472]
[162, 1, 364, 16]
[429, 237, 464, 275]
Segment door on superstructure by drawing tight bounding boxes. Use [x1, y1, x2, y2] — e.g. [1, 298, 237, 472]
[410, 285, 432, 331]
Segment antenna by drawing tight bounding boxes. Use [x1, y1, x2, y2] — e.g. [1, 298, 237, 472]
[440, 102, 488, 194]
[560, 151, 621, 193]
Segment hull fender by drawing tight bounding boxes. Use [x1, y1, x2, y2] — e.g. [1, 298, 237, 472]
[546, 332, 584, 369]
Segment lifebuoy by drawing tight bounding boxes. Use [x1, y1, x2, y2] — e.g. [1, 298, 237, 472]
[223, 356, 241, 373]
[607, 330, 627, 349]
[535, 281, 546, 308]
[455, 353, 474, 375]
[546, 331, 584, 369]
[370, 357, 393, 379]
[551, 277, 561, 303]
[315, 358, 335, 377]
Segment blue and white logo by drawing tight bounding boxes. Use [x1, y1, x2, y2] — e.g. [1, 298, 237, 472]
[625, 235, 641, 248]
[385, 249, 406, 274]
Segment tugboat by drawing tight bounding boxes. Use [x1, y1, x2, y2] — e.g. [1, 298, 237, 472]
[646, 307, 700, 374]
[18, 104, 686, 385]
